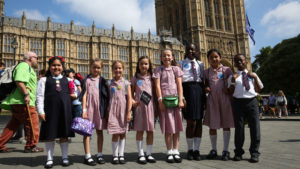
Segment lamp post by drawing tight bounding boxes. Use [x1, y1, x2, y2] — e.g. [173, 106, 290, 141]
[228, 40, 233, 70]
[11, 37, 18, 65]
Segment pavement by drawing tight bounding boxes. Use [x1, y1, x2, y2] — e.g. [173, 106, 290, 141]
[0, 112, 300, 169]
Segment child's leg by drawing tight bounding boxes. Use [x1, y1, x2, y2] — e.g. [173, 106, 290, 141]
[186, 120, 196, 151]
[112, 134, 119, 157]
[45, 140, 55, 165]
[172, 132, 180, 153]
[60, 138, 69, 163]
[146, 131, 154, 156]
[83, 136, 91, 158]
[164, 133, 172, 152]
[222, 128, 230, 152]
[278, 107, 282, 118]
[209, 129, 217, 151]
[136, 131, 144, 156]
[284, 106, 288, 116]
[194, 120, 202, 151]
[119, 134, 126, 157]
[96, 130, 103, 157]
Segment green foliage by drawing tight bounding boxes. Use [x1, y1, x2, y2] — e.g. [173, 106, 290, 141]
[256, 34, 300, 97]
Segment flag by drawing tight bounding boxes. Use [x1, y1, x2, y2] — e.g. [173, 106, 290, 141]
[246, 14, 255, 45]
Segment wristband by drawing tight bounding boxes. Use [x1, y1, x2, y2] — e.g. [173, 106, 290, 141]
[24, 93, 29, 97]
[158, 97, 162, 101]
[83, 108, 87, 112]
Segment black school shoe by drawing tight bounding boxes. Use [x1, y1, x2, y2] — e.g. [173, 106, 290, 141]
[146, 155, 156, 163]
[173, 154, 182, 163]
[137, 156, 147, 164]
[62, 158, 70, 167]
[112, 156, 119, 164]
[221, 151, 230, 161]
[119, 156, 126, 164]
[44, 161, 53, 169]
[187, 150, 193, 160]
[96, 156, 105, 164]
[193, 150, 201, 161]
[207, 150, 217, 159]
[84, 157, 97, 166]
[233, 155, 243, 161]
[166, 154, 175, 163]
[249, 156, 259, 163]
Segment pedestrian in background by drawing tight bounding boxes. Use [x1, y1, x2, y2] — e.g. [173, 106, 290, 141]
[276, 90, 288, 118]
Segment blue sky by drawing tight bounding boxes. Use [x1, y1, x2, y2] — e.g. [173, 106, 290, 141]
[4, 0, 300, 61]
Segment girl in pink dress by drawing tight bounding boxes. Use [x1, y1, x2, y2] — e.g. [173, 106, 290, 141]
[107, 61, 132, 164]
[131, 56, 156, 164]
[153, 49, 184, 163]
[203, 49, 234, 161]
[81, 59, 109, 166]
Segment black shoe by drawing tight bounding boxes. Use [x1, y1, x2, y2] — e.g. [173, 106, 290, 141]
[187, 150, 193, 160]
[119, 156, 126, 164]
[233, 155, 243, 161]
[112, 156, 119, 164]
[207, 150, 217, 159]
[166, 154, 174, 163]
[84, 157, 96, 166]
[146, 155, 156, 163]
[193, 150, 201, 161]
[44, 161, 53, 168]
[62, 158, 70, 167]
[249, 156, 259, 163]
[173, 154, 182, 163]
[96, 156, 105, 164]
[221, 151, 230, 161]
[137, 155, 147, 164]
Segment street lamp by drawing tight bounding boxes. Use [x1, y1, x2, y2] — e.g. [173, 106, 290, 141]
[11, 37, 18, 65]
[228, 40, 233, 70]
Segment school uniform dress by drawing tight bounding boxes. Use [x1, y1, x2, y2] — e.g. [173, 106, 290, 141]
[179, 58, 205, 120]
[131, 75, 155, 131]
[37, 75, 75, 140]
[107, 78, 130, 134]
[153, 65, 184, 134]
[85, 77, 107, 130]
[229, 69, 263, 157]
[203, 65, 234, 129]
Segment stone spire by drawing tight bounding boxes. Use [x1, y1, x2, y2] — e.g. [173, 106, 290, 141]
[130, 26, 134, 40]
[21, 11, 26, 28]
[70, 20, 74, 33]
[0, 0, 4, 16]
[92, 20, 95, 35]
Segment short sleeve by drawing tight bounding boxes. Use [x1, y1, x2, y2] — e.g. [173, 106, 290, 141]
[130, 76, 136, 85]
[152, 66, 162, 79]
[224, 66, 233, 79]
[173, 66, 183, 78]
[74, 79, 81, 86]
[13, 63, 30, 83]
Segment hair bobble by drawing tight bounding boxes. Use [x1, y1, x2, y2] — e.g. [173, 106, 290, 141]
[48, 56, 65, 63]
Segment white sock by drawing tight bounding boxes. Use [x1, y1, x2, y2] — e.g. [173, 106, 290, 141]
[223, 131, 231, 152]
[186, 138, 194, 151]
[119, 139, 126, 157]
[85, 153, 91, 159]
[194, 137, 202, 151]
[97, 152, 103, 157]
[167, 149, 173, 155]
[146, 145, 152, 156]
[60, 142, 68, 160]
[45, 142, 55, 161]
[136, 140, 144, 156]
[173, 149, 180, 155]
[210, 135, 217, 151]
[112, 141, 119, 157]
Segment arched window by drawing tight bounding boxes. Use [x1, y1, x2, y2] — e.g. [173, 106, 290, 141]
[214, 0, 221, 30]
[204, 0, 212, 28]
[223, 0, 231, 31]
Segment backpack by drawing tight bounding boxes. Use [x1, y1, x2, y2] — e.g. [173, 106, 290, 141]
[0, 63, 31, 101]
[75, 73, 84, 84]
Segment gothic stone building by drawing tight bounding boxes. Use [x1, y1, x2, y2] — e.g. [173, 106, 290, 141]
[0, 0, 250, 79]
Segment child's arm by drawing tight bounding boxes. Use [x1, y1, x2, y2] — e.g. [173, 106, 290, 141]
[130, 79, 139, 107]
[126, 85, 132, 123]
[81, 83, 88, 119]
[154, 78, 166, 113]
[176, 77, 184, 108]
[247, 72, 263, 93]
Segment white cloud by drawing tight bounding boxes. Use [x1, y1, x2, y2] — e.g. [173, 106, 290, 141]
[14, 9, 46, 21]
[55, 0, 156, 33]
[261, 0, 300, 38]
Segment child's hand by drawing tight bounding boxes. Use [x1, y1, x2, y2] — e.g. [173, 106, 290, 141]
[159, 100, 166, 113]
[82, 111, 88, 119]
[205, 87, 211, 93]
[247, 71, 257, 79]
[132, 100, 139, 107]
[126, 114, 132, 123]
[232, 73, 239, 82]
[178, 100, 184, 108]
[39, 114, 46, 122]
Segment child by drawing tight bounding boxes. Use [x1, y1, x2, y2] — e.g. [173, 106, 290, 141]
[276, 90, 288, 118]
[153, 49, 184, 163]
[80, 59, 109, 166]
[107, 61, 132, 164]
[131, 56, 156, 164]
[36, 56, 75, 168]
[203, 49, 234, 161]
[230, 54, 263, 163]
[178, 43, 205, 161]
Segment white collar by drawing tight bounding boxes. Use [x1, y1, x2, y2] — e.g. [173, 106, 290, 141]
[237, 69, 248, 74]
[52, 74, 63, 79]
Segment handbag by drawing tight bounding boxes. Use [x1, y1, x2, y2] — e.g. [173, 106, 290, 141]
[71, 117, 95, 136]
[163, 95, 179, 108]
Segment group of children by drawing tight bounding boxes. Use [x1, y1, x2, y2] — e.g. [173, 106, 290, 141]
[37, 43, 263, 168]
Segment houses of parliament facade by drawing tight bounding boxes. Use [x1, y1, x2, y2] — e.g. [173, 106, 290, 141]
[0, 0, 250, 79]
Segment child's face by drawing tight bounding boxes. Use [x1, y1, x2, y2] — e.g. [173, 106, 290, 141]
[113, 62, 123, 79]
[186, 44, 196, 60]
[50, 59, 63, 76]
[90, 62, 102, 77]
[161, 50, 174, 66]
[208, 51, 221, 68]
[68, 72, 74, 79]
[234, 55, 247, 71]
[139, 58, 150, 75]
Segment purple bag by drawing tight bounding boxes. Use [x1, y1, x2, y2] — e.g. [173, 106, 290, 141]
[71, 117, 95, 136]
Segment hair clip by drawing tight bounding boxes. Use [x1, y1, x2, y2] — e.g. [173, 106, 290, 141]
[48, 56, 65, 63]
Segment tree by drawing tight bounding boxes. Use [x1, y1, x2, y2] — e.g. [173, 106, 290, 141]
[252, 46, 272, 72]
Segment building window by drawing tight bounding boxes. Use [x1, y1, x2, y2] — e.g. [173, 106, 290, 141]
[118, 47, 128, 62]
[56, 39, 65, 56]
[4, 35, 14, 53]
[30, 39, 42, 56]
[214, 0, 221, 30]
[77, 64, 88, 77]
[174, 52, 180, 61]
[139, 47, 146, 57]
[77, 43, 88, 59]
[223, 0, 231, 31]
[3, 59, 14, 67]
[100, 43, 109, 60]
[124, 68, 129, 80]
[154, 51, 160, 64]
[204, 0, 212, 28]
[102, 64, 109, 79]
